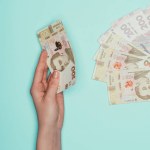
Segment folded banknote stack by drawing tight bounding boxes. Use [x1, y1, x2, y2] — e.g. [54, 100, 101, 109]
[38, 21, 76, 93]
[93, 7, 150, 105]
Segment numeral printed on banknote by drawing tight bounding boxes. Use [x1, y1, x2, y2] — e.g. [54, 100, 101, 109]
[93, 7, 150, 104]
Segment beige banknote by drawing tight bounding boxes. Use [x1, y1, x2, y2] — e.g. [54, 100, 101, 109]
[94, 7, 150, 105]
[38, 20, 76, 93]
[107, 71, 123, 104]
[92, 46, 114, 81]
[108, 53, 150, 71]
[93, 47, 102, 60]
[93, 34, 149, 82]
[99, 9, 150, 54]
[103, 54, 150, 82]
[108, 69, 150, 104]
[100, 33, 148, 57]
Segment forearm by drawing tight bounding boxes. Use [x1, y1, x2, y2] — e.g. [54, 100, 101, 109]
[37, 127, 61, 150]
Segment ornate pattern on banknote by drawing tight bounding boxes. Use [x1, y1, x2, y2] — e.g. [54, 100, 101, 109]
[93, 7, 150, 104]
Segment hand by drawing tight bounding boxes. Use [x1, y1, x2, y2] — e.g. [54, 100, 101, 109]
[30, 50, 64, 150]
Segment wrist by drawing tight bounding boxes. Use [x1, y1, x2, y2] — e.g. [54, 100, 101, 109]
[38, 125, 61, 137]
[37, 126, 61, 150]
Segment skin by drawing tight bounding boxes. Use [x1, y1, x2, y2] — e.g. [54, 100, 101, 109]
[30, 50, 64, 150]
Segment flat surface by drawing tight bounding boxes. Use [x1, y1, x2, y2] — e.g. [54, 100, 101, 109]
[0, 0, 150, 149]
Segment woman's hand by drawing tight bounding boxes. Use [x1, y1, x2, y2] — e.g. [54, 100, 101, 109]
[30, 50, 64, 150]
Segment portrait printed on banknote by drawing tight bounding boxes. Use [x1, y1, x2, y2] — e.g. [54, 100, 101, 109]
[49, 46, 75, 72]
[134, 70, 150, 100]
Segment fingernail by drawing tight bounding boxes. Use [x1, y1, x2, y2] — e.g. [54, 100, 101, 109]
[53, 70, 59, 79]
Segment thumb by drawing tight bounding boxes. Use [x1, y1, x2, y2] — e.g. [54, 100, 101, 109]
[46, 70, 60, 99]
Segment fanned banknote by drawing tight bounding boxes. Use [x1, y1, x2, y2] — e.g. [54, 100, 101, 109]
[38, 20, 76, 93]
[93, 7, 150, 104]
[108, 69, 150, 104]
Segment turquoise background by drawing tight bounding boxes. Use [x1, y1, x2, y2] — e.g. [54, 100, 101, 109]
[1, 0, 150, 149]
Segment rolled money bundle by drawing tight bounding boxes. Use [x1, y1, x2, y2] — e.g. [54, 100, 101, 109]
[38, 20, 76, 93]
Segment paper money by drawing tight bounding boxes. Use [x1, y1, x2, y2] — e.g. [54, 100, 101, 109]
[38, 20, 76, 93]
[92, 46, 114, 81]
[93, 33, 149, 82]
[99, 9, 150, 54]
[93, 7, 150, 104]
[108, 69, 150, 104]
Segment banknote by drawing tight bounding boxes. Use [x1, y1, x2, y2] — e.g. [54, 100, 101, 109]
[98, 33, 148, 57]
[143, 7, 150, 26]
[103, 34, 150, 71]
[131, 8, 150, 54]
[92, 46, 114, 81]
[116, 10, 149, 35]
[108, 69, 150, 104]
[93, 7, 150, 105]
[38, 20, 76, 93]
[99, 33, 148, 57]
[108, 53, 150, 71]
[93, 47, 102, 60]
[99, 10, 150, 54]
[107, 71, 123, 104]
[93, 33, 149, 82]
[94, 52, 149, 83]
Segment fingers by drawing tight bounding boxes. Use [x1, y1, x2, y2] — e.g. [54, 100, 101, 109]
[56, 92, 64, 98]
[45, 70, 60, 99]
[42, 65, 48, 89]
[56, 92, 64, 115]
[33, 50, 47, 85]
[42, 65, 48, 82]
[56, 92, 64, 128]
[56, 92, 64, 106]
